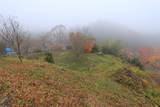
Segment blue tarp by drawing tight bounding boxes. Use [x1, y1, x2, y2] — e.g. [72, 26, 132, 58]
[5, 48, 11, 52]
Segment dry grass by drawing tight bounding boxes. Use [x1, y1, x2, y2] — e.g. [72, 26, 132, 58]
[0, 57, 159, 107]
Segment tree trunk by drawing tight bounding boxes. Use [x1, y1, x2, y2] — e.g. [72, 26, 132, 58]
[16, 36, 23, 63]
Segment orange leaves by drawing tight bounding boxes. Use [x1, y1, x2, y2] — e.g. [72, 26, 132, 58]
[137, 47, 160, 63]
[69, 32, 96, 53]
[84, 43, 95, 53]
[123, 47, 160, 64]
[123, 47, 160, 70]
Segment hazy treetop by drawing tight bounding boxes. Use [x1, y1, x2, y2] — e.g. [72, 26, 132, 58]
[0, 0, 160, 34]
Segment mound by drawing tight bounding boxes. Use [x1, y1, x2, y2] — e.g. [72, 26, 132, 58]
[113, 69, 147, 93]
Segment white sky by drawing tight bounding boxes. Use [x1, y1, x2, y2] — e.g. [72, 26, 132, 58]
[0, 0, 160, 33]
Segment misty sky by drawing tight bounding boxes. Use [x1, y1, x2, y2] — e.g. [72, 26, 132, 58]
[0, 0, 160, 34]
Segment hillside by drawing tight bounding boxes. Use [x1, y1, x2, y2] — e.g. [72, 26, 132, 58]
[123, 47, 160, 71]
[0, 54, 160, 107]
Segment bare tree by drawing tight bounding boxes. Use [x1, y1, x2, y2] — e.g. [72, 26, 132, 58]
[39, 34, 53, 51]
[21, 34, 32, 54]
[49, 25, 68, 49]
[70, 26, 91, 35]
[0, 17, 24, 62]
[0, 39, 6, 55]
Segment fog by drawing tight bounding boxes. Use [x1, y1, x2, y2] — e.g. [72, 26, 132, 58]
[0, 0, 160, 46]
[88, 21, 160, 47]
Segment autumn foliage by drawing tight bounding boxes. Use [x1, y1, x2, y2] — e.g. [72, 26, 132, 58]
[84, 43, 95, 53]
[123, 47, 160, 63]
[123, 47, 160, 70]
[136, 47, 160, 64]
[69, 32, 95, 54]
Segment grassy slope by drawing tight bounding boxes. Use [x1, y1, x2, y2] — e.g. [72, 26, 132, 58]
[0, 53, 160, 107]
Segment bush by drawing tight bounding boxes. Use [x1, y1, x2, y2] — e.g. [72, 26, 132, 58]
[44, 52, 54, 63]
[127, 58, 144, 70]
[66, 45, 72, 50]
[33, 48, 43, 53]
[101, 40, 122, 56]
[92, 44, 99, 53]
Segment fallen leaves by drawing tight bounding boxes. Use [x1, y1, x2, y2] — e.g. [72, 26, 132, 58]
[0, 59, 90, 107]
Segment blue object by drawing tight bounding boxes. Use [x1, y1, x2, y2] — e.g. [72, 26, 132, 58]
[5, 48, 11, 52]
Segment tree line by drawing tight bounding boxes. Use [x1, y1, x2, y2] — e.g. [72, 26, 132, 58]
[0, 16, 134, 66]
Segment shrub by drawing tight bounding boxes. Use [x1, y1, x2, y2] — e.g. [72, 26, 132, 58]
[127, 58, 144, 70]
[101, 40, 122, 56]
[66, 45, 72, 50]
[92, 44, 99, 53]
[44, 52, 54, 63]
[33, 48, 43, 53]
